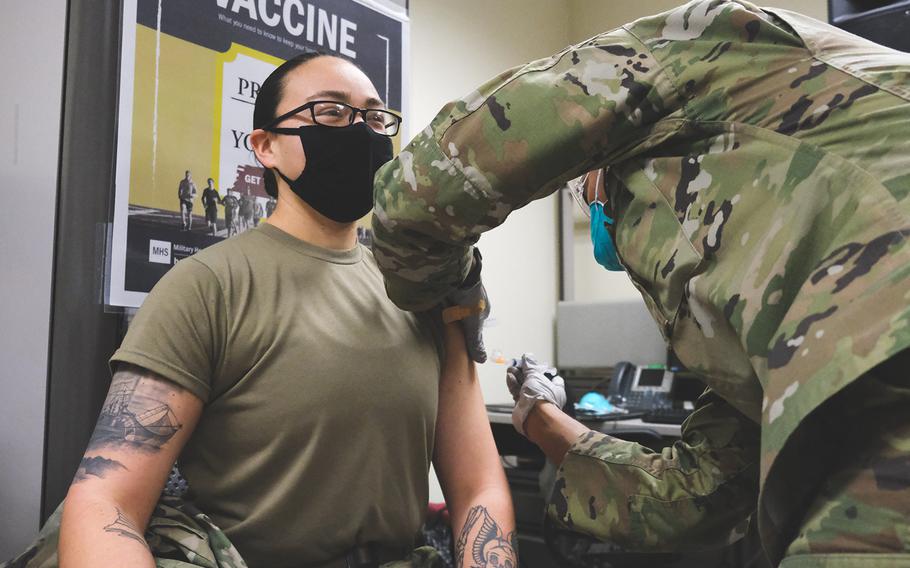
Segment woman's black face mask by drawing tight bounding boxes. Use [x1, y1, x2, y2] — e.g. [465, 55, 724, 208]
[268, 122, 393, 223]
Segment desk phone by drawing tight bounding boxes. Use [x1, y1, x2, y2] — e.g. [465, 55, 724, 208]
[607, 362, 702, 424]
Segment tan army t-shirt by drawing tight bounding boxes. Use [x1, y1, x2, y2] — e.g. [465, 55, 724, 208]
[111, 223, 443, 567]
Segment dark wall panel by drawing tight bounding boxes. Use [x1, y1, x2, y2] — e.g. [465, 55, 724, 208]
[43, 0, 125, 521]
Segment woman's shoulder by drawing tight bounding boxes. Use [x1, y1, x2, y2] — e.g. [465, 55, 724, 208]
[359, 244, 388, 276]
[360, 243, 377, 263]
[360, 247, 448, 365]
[184, 230, 265, 272]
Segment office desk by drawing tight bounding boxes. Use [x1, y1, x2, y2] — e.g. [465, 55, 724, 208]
[485, 407, 766, 568]
[486, 407, 683, 438]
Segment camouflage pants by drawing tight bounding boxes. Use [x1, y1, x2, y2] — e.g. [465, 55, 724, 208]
[2, 496, 443, 568]
[780, 353, 910, 567]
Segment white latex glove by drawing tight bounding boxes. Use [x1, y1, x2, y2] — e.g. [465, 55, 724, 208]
[506, 354, 566, 436]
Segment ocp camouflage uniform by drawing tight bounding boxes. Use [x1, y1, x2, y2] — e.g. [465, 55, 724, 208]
[371, 1, 910, 565]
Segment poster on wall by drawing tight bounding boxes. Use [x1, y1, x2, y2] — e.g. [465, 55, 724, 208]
[108, 0, 408, 308]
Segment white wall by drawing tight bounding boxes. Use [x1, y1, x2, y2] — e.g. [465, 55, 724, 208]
[762, 0, 827, 22]
[568, 0, 683, 42]
[0, 1, 67, 558]
[568, 0, 828, 43]
[409, 0, 571, 502]
[409, 0, 572, 403]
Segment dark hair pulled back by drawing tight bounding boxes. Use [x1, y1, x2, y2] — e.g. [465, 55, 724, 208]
[254, 51, 333, 198]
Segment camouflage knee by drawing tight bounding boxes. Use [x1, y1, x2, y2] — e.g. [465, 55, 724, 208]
[380, 546, 446, 568]
[147, 496, 248, 568]
[784, 363, 910, 560]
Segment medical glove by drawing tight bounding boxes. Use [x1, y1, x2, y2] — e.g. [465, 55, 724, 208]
[506, 353, 566, 436]
[442, 248, 490, 363]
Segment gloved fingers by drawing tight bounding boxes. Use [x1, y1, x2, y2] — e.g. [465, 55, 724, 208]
[443, 266, 490, 364]
[478, 282, 492, 318]
[460, 318, 487, 364]
[511, 395, 538, 437]
[476, 329, 488, 363]
[518, 353, 559, 378]
[521, 373, 568, 410]
[506, 371, 522, 400]
[553, 378, 568, 409]
[469, 325, 487, 364]
[520, 360, 546, 377]
[506, 365, 523, 399]
[520, 378, 556, 406]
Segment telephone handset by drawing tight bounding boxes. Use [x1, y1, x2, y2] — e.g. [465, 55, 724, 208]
[606, 361, 675, 412]
[605, 362, 634, 402]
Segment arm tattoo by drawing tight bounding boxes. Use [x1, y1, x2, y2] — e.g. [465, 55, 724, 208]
[73, 455, 127, 482]
[455, 506, 518, 568]
[86, 364, 183, 454]
[104, 508, 149, 548]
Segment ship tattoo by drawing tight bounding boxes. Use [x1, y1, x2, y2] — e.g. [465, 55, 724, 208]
[87, 366, 182, 453]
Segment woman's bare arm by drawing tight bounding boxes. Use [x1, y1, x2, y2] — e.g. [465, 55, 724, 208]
[433, 323, 517, 567]
[59, 363, 203, 567]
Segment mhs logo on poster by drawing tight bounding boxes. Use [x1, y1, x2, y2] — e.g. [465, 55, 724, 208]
[149, 240, 172, 265]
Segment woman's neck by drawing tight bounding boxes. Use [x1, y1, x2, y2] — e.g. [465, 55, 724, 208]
[264, 190, 358, 251]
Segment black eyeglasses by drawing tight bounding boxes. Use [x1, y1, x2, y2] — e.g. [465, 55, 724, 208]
[264, 100, 402, 137]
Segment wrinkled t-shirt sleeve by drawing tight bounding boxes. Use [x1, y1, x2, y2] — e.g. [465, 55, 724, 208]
[372, 26, 681, 311]
[110, 258, 227, 403]
[417, 308, 447, 375]
[547, 388, 760, 551]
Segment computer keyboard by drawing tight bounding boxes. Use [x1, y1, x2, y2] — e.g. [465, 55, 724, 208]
[642, 407, 692, 424]
[489, 403, 691, 425]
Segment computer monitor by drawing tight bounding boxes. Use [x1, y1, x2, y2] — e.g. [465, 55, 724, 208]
[829, 0, 910, 51]
[556, 300, 667, 368]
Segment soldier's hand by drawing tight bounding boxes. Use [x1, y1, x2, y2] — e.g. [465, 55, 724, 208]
[506, 353, 566, 436]
[442, 248, 490, 363]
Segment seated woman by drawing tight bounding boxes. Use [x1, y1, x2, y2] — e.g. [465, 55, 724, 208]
[57, 53, 516, 568]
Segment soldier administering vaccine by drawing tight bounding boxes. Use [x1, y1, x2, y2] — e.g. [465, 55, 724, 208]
[371, 1, 910, 566]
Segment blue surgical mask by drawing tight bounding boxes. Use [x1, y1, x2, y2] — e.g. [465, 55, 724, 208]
[590, 202, 624, 271]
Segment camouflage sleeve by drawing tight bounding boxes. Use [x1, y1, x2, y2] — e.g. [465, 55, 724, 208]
[547, 389, 760, 552]
[372, 27, 682, 310]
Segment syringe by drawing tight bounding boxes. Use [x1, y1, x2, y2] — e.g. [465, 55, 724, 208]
[489, 349, 518, 366]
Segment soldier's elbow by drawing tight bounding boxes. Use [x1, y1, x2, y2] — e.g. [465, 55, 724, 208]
[630, 505, 753, 553]
[617, 488, 756, 553]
